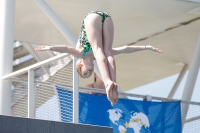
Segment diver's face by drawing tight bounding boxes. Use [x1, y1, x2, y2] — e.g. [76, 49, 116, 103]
[81, 63, 94, 78]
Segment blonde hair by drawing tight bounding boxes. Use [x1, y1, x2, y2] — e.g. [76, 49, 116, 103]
[76, 58, 84, 78]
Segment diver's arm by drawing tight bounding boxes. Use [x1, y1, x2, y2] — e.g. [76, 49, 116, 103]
[112, 45, 163, 56]
[35, 44, 82, 58]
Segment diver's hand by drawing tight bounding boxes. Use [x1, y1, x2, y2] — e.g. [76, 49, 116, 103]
[146, 45, 163, 53]
[35, 45, 51, 51]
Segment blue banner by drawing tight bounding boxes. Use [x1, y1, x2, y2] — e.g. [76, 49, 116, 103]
[56, 87, 182, 133]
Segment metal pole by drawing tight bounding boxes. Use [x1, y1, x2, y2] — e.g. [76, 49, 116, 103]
[168, 64, 188, 99]
[73, 57, 79, 123]
[181, 34, 200, 125]
[28, 69, 35, 118]
[0, 0, 15, 115]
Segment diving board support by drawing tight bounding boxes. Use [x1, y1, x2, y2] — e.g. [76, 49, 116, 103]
[181, 34, 200, 126]
[73, 57, 79, 123]
[184, 115, 200, 124]
[168, 64, 188, 99]
[0, 0, 15, 115]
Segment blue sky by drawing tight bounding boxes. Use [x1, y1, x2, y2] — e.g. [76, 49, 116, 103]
[126, 69, 200, 102]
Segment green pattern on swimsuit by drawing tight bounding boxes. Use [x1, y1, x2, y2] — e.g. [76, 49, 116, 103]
[78, 11, 110, 57]
[90, 11, 110, 24]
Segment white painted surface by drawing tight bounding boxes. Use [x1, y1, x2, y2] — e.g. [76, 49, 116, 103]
[28, 69, 34, 118]
[181, 35, 200, 123]
[168, 64, 188, 99]
[0, 0, 15, 115]
[73, 57, 79, 123]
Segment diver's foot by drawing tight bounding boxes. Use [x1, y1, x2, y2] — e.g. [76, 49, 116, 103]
[105, 81, 115, 106]
[112, 83, 119, 106]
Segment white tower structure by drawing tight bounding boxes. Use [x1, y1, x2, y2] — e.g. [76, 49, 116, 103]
[0, 0, 15, 115]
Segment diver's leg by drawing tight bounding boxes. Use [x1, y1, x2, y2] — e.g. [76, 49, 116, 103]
[84, 13, 115, 105]
[103, 17, 118, 104]
[102, 17, 116, 82]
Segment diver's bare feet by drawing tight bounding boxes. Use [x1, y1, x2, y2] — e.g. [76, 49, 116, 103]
[112, 83, 118, 105]
[105, 81, 115, 106]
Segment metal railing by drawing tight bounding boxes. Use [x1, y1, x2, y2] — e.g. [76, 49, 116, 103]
[3, 53, 70, 118]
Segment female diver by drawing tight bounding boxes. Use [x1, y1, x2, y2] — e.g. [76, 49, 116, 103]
[35, 11, 163, 106]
